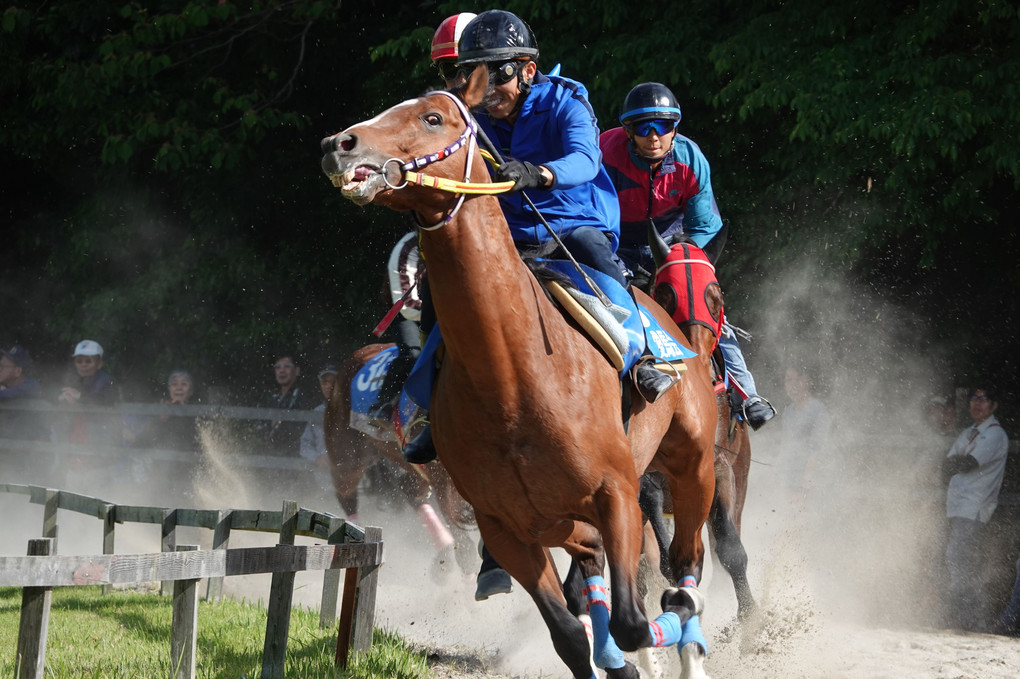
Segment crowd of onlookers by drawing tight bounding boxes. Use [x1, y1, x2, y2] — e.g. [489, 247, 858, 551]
[0, 340, 339, 465]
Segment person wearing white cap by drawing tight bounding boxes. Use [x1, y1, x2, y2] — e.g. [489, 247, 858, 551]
[58, 339, 121, 453]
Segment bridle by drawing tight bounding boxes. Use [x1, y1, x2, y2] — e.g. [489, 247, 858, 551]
[380, 89, 513, 231]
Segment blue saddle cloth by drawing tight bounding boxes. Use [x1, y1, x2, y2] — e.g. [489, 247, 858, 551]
[401, 262, 697, 411]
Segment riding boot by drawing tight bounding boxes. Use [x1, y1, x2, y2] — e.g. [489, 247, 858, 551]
[742, 395, 776, 431]
[402, 424, 436, 464]
[635, 362, 675, 403]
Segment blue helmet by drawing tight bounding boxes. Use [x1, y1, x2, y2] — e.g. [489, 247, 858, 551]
[619, 82, 682, 125]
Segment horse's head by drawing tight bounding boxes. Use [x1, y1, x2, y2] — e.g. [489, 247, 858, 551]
[651, 240, 724, 357]
[320, 66, 492, 217]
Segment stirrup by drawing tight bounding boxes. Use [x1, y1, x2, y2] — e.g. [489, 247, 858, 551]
[402, 424, 436, 464]
[633, 357, 680, 404]
[742, 395, 776, 431]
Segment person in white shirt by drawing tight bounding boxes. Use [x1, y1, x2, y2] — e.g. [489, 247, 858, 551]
[942, 385, 1010, 631]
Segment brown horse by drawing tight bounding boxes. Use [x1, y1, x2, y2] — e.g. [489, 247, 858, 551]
[648, 239, 756, 619]
[320, 69, 717, 678]
[323, 342, 476, 575]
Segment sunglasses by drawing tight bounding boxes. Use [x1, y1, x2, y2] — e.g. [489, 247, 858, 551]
[629, 119, 677, 137]
[436, 60, 465, 83]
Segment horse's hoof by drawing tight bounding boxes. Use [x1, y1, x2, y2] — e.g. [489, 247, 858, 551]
[474, 567, 513, 601]
[661, 586, 705, 617]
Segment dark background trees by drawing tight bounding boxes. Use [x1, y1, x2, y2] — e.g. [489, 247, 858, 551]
[2, 1, 1017, 419]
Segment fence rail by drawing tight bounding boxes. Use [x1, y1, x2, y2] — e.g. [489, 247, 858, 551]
[0, 484, 384, 679]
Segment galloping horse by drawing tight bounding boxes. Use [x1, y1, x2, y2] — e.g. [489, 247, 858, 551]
[320, 68, 717, 678]
[323, 342, 476, 575]
[648, 237, 756, 619]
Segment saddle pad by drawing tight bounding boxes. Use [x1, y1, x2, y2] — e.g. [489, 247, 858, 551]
[349, 346, 399, 441]
[539, 259, 697, 373]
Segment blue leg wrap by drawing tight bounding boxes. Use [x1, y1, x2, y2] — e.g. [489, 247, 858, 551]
[679, 614, 707, 656]
[584, 576, 626, 670]
[648, 610, 683, 647]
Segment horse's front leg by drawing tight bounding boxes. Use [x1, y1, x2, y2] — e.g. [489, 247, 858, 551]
[476, 514, 594, 679]
[592, 477, 654, 652]
[562, 523, 643, 679]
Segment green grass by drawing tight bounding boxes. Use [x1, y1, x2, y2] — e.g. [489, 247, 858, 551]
[0, 587, 429, 678]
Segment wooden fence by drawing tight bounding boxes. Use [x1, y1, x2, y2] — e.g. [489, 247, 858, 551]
[0, 483, 384, 679]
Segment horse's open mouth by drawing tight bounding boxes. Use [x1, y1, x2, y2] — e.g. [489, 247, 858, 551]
[327, 164, 386, 205]
[328, 164, 378, 191]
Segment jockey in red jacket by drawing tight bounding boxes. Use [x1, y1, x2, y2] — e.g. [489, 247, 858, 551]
[600, 82, 776, 430]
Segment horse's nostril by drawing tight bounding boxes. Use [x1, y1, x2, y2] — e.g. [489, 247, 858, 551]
[320, 133, 356, 155]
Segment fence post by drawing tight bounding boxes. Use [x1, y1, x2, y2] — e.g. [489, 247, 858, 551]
[101, 503, 116, 595]
[42, 489, 58, 547]
[161, 508, 177, 596]
[260, 500, 298, 679]
[16, 537, 55, 679]
[318, 516, 345, 628]
[171, 545, 199, 679]
[205, 509, 231, 602]
[335, 526, 382, 667]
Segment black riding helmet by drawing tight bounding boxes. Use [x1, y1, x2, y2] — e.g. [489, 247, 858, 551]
[457, 9, 539, 64]
[619, 82, 682, 125]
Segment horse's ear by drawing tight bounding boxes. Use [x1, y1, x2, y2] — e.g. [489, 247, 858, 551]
[460, 64, 488, 108]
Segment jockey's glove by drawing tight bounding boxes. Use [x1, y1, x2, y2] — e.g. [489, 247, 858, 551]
[495, 160, 548, 192]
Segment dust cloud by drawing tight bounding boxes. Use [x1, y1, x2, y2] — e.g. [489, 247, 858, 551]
[3, 258, 1018, 678]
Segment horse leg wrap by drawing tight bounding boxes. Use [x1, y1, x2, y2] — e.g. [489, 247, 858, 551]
[648, 611, 683, 647]
[679, 614, 707, 656]
[416, 503, 454, 550]
[584, 576, 626, 669]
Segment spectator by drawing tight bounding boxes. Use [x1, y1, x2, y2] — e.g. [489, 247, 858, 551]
[252, 351, 315, 456]
[57, 339, 121, 447]
[941, 385, 1009, 631]
[0, 344, 49, 442]
[779, 365, 831, 499]
[128, 370, 201, 453]
[300, 363, 338, 472]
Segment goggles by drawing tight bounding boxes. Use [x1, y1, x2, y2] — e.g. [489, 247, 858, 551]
[487, 60, 521, 85]
[628, 119, 677, 137]
[436, 60, 465, 83]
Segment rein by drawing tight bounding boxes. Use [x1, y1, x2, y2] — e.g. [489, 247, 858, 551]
[385, 89, 612, 306]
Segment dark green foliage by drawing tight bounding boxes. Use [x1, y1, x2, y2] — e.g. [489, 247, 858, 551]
[2, 0, 1018, 402]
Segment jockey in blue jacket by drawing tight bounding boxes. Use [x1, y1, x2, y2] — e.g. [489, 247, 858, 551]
[402, 11, 673, 464]
[600, 82, 776, 430]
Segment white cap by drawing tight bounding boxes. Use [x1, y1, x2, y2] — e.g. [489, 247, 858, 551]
[73, 339, 104, 357]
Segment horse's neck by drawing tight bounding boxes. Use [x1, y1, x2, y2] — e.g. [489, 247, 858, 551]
[420, 195, 540, 365]
[684, 325, 718, 370]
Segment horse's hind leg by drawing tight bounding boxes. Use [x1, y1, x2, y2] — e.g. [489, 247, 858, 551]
[710, 473, 756, 618]
[476, 515, 593, 679]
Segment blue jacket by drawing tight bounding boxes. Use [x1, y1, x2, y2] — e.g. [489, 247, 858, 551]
[477, 73, 621, 249]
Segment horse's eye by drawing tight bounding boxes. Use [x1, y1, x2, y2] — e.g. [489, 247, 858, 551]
[422, 112, 443, 127]
[653, 283, 678, 319]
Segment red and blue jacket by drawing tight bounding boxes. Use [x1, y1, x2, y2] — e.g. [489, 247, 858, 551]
[599, 126, 722, 249]
[477, 73, 621, 250]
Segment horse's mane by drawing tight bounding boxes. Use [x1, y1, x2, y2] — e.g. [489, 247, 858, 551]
[520, 240, 576, 291]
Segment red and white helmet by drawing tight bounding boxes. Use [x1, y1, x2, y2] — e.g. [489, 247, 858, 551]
[430, 12, 477, 62]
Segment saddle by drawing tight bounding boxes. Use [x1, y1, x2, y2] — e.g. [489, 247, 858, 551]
[537, 258, 695, 377]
